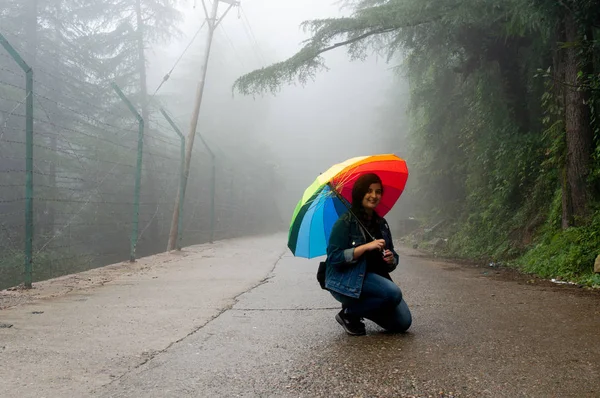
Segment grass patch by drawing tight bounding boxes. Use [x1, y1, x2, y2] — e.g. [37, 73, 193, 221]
[517, 212, 600, 286]
[410, 209, 600, 288]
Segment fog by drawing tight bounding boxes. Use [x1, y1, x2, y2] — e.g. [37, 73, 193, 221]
[146, 0, 406, 223]
[0, 0, 409, 289]
[2, 0, 594, 301]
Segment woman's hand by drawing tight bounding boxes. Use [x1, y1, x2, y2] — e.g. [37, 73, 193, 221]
[366, 239, 386, 252]
[352, 239, 386, 260]
[382, 249, 395, 265]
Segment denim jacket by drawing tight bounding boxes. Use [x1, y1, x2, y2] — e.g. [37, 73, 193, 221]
[325, 212, 399, 298]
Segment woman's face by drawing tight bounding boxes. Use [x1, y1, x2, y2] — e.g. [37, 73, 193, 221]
[362, 183, 382, 212]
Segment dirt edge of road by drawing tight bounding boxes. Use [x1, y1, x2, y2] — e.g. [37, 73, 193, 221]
[0, 246, 205, 311]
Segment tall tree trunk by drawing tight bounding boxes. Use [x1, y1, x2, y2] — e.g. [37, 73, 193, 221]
[562, 10, 593, 226]
[134, 0, 160, 249]
[494, 42, 530, 134]
[553, 17, 572, 229]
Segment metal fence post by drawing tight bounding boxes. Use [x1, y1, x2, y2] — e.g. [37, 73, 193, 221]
[197, 135, 215, 244]
[0, 33, 34, 288]
[111, 83, 144, 262]
[159, 108, 186, 250]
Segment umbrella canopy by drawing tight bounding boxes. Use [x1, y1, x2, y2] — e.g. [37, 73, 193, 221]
[288, 154, 408, 258]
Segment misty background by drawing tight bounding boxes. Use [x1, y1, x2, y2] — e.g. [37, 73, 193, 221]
[3, 0, 599, 293]
[147, 0, 410, 224]
[0, 0, 411, 290]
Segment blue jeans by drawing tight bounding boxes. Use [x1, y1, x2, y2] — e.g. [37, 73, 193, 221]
[330, 272, 412, 333]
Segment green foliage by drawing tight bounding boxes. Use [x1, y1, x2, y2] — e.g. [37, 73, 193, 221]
[234, 0, 600, 285]
[518, 211, 600, 282]
[233, 0, 504, 96]
[72, 0, 183, 87]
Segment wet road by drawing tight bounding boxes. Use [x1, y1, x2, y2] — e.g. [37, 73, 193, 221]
[98, 247, 600, 398]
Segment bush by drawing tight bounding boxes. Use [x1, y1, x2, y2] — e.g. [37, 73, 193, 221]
[518, 211, 600, 284]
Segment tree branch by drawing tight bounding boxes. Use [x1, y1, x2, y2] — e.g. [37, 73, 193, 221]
[313, 27, 398, 57]
[232, 1, 460, 96]
[232, 27, 399, 96]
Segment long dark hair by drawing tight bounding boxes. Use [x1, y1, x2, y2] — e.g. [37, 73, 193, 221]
[351, 173, 383, 225]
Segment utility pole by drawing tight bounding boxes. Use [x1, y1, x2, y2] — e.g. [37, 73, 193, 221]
[167, 0, 239, 251]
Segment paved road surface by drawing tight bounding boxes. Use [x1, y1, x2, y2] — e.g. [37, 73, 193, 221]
[2, 235, 599, 397]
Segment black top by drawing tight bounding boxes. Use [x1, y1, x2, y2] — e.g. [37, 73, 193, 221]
[360, 214, 390, 278]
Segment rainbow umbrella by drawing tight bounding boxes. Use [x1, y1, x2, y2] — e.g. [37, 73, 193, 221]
[288, 154, 409, 258]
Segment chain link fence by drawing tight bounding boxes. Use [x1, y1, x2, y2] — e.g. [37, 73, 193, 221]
[0, 33, 283, 290]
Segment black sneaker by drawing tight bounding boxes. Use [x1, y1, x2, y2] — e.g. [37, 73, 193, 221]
[335, 310, 366, 336]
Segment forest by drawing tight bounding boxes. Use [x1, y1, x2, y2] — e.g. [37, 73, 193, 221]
[2, 0, 599, 289]
[0, 0, 283, 289]
[235, 0, 600, 285]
